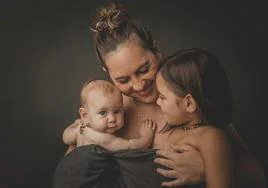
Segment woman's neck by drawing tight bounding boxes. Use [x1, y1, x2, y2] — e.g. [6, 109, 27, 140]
[133, 99, 159, 109]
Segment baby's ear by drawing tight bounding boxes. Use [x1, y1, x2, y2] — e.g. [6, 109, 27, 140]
[79, 107, 88, 120]
[184, 94, 197, 113]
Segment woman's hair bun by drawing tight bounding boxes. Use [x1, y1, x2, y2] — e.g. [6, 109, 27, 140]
[91, 2, 129, 33]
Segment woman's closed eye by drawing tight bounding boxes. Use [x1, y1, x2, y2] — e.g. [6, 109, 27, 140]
[117, 77, 130, 84]
[137, 64, 150, 74]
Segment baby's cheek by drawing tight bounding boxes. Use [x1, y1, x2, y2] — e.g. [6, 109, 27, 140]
[96, 120, 107, 131]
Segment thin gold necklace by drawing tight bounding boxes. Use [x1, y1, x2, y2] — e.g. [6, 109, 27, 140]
[177, 120, 208, 131]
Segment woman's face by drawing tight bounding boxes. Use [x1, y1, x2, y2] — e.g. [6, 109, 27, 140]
[103, 39, 160, 104]
[156, 73, 188, 125]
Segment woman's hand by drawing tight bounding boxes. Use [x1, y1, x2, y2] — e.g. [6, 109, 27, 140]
[154, 144, 205, 187]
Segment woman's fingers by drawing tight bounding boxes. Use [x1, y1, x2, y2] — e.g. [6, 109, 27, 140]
[161, 178, 185, 187]
[170, 143, 191, 153]
[155, 149, 175, 160]
[156, 168, 176, 178]
[154, 157, 174, 169]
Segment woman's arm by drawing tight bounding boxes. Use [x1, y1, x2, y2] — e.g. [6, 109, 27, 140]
[62, 119, 81, 145]
[154, 144, 205, 187]
[199, 128, 234, 188]
[227, 125, 266, 188]
[64, 144, 76, 155]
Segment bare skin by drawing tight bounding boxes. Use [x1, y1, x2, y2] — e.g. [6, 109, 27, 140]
[77, 119, 156, 151]
[63, 39, 266, 187]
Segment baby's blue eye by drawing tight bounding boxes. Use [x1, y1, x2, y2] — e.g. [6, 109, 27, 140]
[98, 111, 107, 116]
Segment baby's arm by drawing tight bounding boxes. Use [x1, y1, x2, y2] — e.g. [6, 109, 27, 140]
[62, 119, 81, 145]
[81, 119, 156, 151]
[199, 128, 234, 188]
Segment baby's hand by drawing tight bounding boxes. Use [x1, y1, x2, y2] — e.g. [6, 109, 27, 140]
[139, 119, 156, 147]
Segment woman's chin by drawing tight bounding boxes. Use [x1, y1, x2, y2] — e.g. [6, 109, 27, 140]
[135, 95, 157, 104]
[134, 90, 159, 104]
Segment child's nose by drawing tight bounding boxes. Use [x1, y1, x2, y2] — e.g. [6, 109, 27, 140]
[108, 114, 116, 123]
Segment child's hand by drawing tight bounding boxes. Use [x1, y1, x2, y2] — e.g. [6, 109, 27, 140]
[139, 119, 156, 147]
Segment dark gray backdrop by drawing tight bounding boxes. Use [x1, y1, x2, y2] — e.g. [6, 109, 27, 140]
[2, 0, 267, 187]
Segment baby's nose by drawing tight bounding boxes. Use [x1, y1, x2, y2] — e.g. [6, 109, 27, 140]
[108, 114, 116, 123]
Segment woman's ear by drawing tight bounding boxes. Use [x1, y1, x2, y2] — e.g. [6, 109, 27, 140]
[102, 67, 107, 72]
[153, 40, 163, 61]
[184, 94, 197, 113]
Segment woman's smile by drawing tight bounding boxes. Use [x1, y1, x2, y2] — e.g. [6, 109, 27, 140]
[136, 81, 154, 97]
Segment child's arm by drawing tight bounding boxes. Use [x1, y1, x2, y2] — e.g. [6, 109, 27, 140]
[62, 119, 81, 145]
[81, 119, 156, 151]
[199, 128, 234, 188]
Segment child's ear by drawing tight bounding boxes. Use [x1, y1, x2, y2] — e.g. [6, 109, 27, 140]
[184, 94, 197, 113]
[79, 107, 89, 124]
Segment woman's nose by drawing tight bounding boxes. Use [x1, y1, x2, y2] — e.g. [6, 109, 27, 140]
[132, 77, 145, 91]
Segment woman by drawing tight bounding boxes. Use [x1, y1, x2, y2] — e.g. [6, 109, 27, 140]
[60, 2, 265, 187]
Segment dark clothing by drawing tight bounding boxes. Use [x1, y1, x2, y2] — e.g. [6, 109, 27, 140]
[53, 145, 205, 188]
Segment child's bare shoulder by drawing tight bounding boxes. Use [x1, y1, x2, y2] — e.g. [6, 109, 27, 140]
[201, 126, 226, 138]
[197, 126, 230, 148]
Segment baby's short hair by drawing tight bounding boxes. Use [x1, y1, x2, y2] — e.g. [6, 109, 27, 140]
[80, 79, 120, 107]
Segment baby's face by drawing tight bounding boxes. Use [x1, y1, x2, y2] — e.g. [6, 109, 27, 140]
[85, 90, 124, 134]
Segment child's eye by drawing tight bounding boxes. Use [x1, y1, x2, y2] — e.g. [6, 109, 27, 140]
[98, 111, 107, 116]
[158, 95, 165, 100]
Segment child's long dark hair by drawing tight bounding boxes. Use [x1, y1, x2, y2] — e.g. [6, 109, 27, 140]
[159, 48, 233, 129]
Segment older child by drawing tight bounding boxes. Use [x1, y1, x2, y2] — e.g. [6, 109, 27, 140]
[156, 48, 234, 188]
[63, 79, 156, 151]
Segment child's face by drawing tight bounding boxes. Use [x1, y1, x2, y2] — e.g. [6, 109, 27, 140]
[85, 90, 124, 134]
[156, 74, 188, 125]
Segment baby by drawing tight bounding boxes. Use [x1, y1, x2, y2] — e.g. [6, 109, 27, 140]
[63, 79, 156, 151]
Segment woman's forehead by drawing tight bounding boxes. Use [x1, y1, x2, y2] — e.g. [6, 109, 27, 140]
[104, 41, 154, 77]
